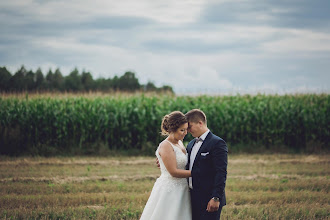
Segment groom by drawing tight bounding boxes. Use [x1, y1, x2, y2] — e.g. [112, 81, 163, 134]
[185, 109, 228, 220]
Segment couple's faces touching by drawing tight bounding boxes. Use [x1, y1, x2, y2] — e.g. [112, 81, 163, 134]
[173, 121, 204, 140]
[171, 120, 204, 140]
[172, 123, 188, 141]
[188, 121, 205, 138]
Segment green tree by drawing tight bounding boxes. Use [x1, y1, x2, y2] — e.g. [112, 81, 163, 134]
[1, 65, 175, 94]
[9, 65, 27, 91]
[0, 67, 12, 91]
[45, 69, 54, 91]
[144, 81, 157, 92]
[35, 68, 45, 91]
[112, 76, 119, 90]
[117, 71, 140, 91]
[95, 78, 113, 91]
[160, 85, 174, 94]
[64, 68, 83, 91]
[53, 68, 64, 91]
[81, 71, 94, 91]
[25, 70, 36, 91]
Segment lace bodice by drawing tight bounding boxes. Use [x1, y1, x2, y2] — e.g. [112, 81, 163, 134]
[156, 140, 188, 176]
[153, 140, 188, 192]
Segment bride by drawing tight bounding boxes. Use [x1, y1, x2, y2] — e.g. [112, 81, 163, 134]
[140, 111, 192, 220]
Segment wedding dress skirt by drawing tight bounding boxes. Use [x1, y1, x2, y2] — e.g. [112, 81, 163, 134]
[140, 140, 192, 220]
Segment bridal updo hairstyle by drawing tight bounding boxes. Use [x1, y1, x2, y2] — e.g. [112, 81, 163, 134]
[161, 111, 187, 136]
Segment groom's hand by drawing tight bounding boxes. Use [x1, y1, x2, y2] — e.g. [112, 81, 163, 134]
[206, 199, 220, 212]
[156, 158, 160, 168]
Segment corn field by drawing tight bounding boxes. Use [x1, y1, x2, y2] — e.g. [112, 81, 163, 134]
[0, 93, 329, 155]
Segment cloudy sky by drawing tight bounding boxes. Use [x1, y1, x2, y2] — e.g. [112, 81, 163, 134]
[1, 0, 329, 94]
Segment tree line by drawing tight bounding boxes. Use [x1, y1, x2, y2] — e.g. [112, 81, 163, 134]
[0, 65, 174, 93]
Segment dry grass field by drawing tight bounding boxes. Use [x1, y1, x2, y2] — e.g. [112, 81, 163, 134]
[0, 154, 329, 219]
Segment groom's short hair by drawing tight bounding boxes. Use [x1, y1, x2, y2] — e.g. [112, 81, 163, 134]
[185, 109, 207, 125]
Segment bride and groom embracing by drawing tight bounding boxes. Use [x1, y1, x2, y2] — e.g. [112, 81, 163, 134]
[140, 109, 228, 220]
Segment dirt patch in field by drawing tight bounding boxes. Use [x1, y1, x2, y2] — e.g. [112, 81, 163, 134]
[229, 157, 329, 165]
[229, 159, 270, 165]
[229, 174, 305, 180]
[278, 155, 329, 164]
[1, 173, 327, 184]
[84, 205, 105, 210]
[0, 159, 155, 167]
[1, 156, 328, 167]
[2, 157, 327, 167]
[0, 174, 159, 184]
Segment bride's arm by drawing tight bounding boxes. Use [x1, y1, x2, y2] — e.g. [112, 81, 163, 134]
[158, 142, 191, 178]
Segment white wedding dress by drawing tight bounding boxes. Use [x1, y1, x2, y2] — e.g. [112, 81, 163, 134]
[140, 140, 192, 220]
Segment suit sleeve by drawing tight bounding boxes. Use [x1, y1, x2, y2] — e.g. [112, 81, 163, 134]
[211, 139, 228, 199]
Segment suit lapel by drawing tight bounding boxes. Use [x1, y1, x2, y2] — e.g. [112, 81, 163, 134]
[192, 132, 212, 169]
[187, 140, 196, 155]
[187, 140, 197, 167]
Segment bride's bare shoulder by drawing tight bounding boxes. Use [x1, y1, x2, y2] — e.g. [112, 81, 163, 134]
[158, 140, 173, 156]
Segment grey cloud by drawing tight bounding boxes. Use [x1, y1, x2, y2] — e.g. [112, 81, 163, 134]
[1, 5, 154, 38]
[268, 1, 330, 30]
[84, 16, 154, 30]
[200, 0, 330, 30]
[0, 12, 155, 54]
[222, 52, 330, 90]
[0, 42, 76, 68]
[143, 38, 260, 54]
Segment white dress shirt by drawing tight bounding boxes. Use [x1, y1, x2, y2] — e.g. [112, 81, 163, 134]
[189, 129, 210, 189]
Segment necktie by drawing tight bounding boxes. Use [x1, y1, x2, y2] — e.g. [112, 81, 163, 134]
[196, 137, 203, 143]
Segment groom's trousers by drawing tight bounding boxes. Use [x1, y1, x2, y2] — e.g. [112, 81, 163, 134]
[190, 189, 222, 220]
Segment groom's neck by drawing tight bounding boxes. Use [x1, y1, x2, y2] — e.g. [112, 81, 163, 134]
[197, 126, 208, 138]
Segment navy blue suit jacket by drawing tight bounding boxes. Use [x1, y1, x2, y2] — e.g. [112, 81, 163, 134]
[186, 131, 228, 207]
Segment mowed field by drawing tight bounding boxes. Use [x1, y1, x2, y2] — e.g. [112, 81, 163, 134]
[0, 154, 329, 220]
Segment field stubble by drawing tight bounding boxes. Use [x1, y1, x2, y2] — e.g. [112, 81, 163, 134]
[0, 154, 329, 219]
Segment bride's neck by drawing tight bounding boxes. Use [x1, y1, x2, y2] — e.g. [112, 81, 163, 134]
[167, 136, 179, 145]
